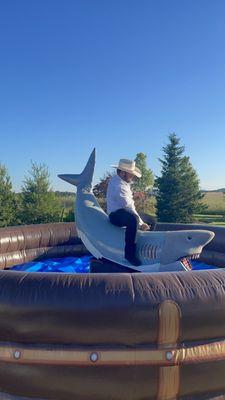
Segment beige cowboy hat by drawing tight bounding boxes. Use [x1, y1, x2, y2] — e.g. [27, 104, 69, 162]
[111, 159, 142, 178]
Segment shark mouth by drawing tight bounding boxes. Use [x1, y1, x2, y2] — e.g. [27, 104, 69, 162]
[179, 253, 201, 270]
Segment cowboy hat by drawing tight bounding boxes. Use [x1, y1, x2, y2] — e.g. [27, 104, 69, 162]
[111, 159, 142, 178]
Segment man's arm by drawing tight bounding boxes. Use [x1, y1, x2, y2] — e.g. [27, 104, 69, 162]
[117, 184, 147, 227]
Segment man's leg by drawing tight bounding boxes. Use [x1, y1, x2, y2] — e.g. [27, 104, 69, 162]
[109, 209, 141, 266]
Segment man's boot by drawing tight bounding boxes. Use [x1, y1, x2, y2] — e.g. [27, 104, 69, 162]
[125, 243, 141, 267]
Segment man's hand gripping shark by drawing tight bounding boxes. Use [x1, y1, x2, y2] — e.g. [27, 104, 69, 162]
[58, 149, 214, 273]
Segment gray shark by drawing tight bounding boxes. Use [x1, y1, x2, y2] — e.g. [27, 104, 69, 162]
[58, 149, 214, 272]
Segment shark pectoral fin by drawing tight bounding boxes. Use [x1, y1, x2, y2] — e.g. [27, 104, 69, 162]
[78, 229, 102, 259]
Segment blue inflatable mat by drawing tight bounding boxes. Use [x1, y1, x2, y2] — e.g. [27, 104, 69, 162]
[10, 257, 218, 273]
[10, 256, 92, 273]
[191, 260, 218, 270]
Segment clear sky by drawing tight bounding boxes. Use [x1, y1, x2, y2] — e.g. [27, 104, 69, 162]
[1, 0, 225, 192]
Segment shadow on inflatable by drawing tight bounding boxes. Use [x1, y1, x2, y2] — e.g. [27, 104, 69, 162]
[0, 222, 225, 399]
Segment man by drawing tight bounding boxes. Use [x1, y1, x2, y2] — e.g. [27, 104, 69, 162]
[106, 158, 150, 266]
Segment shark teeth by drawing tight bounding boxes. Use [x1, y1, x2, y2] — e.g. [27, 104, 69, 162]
[189, 253, 200, 260]
[180, 257, 192, 270]
[180, 253, 201, 270]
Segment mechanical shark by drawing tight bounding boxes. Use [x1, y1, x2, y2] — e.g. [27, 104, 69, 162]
[58, 149, 214, 272]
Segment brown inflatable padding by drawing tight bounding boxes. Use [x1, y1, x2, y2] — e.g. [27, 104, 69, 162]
[0, 268, 224, 346]
[200, 250, 225, 268]
[0, 222, 224, 399]
[180, 361, 225, 397]
[0, 223, 84, 268]
[0, 244, 87, 270]
[0, 268, 224, 398]
[0, 223, 76, 252]
[0, 363, 158, 400]
[0, 389, 223, 400]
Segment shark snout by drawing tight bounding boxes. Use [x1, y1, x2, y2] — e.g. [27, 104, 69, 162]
[184, 230, 215, 248]
[193, 230, 215, 246]
[160, 229, 215, 265]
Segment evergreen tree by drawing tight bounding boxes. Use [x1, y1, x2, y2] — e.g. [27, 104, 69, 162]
[156, 134, 205, 223]
[0, 164, 17, 227]
[20, 162, 61, 224]
[132, 153, 154, 192]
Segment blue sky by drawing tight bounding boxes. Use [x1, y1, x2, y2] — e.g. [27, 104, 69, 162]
[0, 0, 225, 191]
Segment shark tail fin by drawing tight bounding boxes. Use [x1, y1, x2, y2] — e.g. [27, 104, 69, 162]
[58, 148, 96, 189]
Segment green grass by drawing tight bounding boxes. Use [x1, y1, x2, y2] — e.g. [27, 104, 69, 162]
[195, 192, 225, 225]
[194, 214, 225, 226]
[202, 192, 225, 214]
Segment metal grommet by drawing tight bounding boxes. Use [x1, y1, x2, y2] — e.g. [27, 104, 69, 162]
[14, 350, 21, 360]
[90, 352, 99, 363]
[166, 351, 173, 361]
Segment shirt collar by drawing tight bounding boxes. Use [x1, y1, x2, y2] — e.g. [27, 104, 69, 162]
[116, 174, 130, 186]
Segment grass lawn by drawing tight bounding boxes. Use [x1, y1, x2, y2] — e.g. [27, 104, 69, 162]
[202, 192, 225, 214]
[195, 192, 225, 226]
[194, 214, 225, 226]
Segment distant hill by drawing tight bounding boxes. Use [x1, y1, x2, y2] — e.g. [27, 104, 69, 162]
[201, 188, 225, 193]
[55, 191, 74, 197]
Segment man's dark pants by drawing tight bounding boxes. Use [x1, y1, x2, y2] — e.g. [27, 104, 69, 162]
[109, 209, 139, 258]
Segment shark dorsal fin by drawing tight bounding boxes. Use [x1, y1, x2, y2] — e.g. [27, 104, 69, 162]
[58, 149, 96, 190]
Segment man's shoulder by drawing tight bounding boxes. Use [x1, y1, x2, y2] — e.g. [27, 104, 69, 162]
[109, 174, 119, 185]
[107, 175, 117, 191]
[108, 174, 130, 190]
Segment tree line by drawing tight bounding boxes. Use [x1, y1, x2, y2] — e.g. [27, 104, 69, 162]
[0, 133, 207, 227]
[0, 162, 62, 227]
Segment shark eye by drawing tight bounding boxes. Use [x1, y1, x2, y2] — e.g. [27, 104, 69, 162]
[187, 236, 192, 241]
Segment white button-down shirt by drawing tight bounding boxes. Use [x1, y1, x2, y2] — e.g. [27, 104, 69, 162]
[106, 174, 144, 225]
